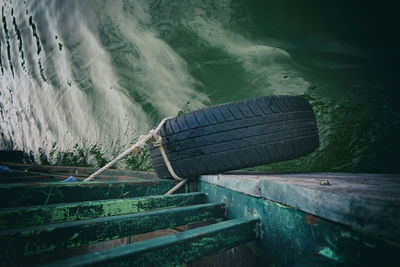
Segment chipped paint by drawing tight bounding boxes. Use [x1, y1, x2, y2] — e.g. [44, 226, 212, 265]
[306, 213, 321, 226]
[318, 247, 340, 261]
[0, 203, 226, 259]
[340, 231, 352, 238]
[200, 173, 400, 244]
[46, 217, 260, 267]
[199, 181, 400, 267]
[0, 193, 205, 230]
[364, 241, 375, 248]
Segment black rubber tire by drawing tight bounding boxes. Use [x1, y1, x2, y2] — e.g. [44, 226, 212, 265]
[149, 95, 319, 179]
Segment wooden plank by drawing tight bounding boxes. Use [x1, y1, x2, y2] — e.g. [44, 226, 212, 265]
[0, 203, 226, 259]
[0, 180, 185, 208]
[43, 217, 260, 267]
[0, 192, 206, 230]
[0, 170, 152, 183]
[200, 172, 400, 242]
[3, 163, 159, 179]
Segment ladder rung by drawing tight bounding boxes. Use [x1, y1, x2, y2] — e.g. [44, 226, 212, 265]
[0, 203, 225, 259]
[0, 180, 185, 208]
[0, 192, 206, 230]
[45, 217, 261, 267]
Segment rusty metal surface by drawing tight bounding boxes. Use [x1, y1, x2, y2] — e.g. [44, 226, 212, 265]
[0, 179, 187, 208]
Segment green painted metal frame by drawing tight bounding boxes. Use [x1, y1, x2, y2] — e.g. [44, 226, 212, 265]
[0, 180, 187, 208]
[0, 203, 226, 259]
[0, 192, 206, 230]
[44, 217, 261, 267]
[199, 180, 400, 267]
[200, 173, 400, 242]
[3, 164, 397, 266]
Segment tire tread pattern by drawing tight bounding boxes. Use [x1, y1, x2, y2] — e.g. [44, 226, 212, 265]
[150, 95, 319, 179]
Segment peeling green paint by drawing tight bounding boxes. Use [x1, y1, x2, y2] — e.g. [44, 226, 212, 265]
[318, 247, 340, 261]
[1, 166, 398, 266]
[44, 217, 260, 267]
[70, 233, 79, 240]
[199, 181, 400, 267]
[0, 192, 205, 230]
[364, 241, 375, 248]
[0, 203, 225, 259]
[0, 180, 189, 208]
[340, 231, 352, 238]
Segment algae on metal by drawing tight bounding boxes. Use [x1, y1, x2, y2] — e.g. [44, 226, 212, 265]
[0, 203, 225, 259]
[199, 181, 400, 267]
[0, 192, 205, 230]
[43, 217, 260, 267]
[0, 180, 188, 208]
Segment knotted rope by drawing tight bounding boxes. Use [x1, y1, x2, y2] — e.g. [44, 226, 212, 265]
[83, 117, 188, 195]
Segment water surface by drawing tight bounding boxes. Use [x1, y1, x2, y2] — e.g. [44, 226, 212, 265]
[1, 0, 399, 173]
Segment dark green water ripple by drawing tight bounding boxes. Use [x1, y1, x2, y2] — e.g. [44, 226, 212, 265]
[0, 0, 399, 173]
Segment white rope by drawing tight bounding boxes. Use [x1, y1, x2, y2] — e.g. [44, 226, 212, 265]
[152, 134, 184, 181]
[165, 179, 188, 195]
[83, 136, 151, 181]
[83, 117, 187, 194]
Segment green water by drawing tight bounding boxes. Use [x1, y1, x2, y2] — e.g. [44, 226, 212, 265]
[0, 0, 399, 173]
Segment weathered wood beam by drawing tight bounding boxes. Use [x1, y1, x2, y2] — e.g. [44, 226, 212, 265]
[44, 217, 261, 267]
[0, 192, 206, 230]
[0, 171, 150, 183]
[0, 180, 186, 208]
[199, 179, 400, 267]
[0, 203, 226, 259]
[200, 172, 400, 242]
[3, 164, 159, 179]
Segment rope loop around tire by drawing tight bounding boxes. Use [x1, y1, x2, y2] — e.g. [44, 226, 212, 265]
[84, 117, 187, 195]
[151, 131, 184, 181]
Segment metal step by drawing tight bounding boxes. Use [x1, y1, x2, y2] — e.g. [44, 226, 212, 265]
[43, 217, 261, 267]
[0, 165, 261, 266]
[0, 203, 227, 260]
[0, 179, 188, 208]
[0, 192, 206, 230]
